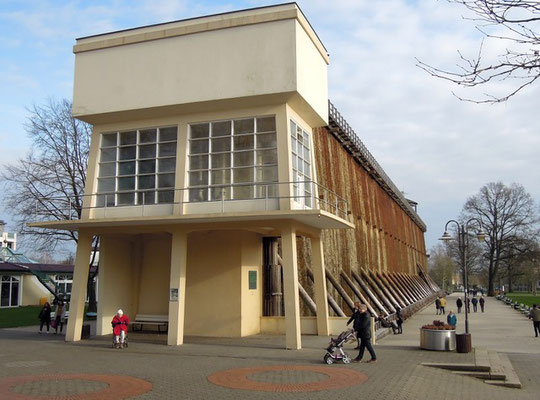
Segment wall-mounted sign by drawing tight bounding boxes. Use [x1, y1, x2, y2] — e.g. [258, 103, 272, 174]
[170, 288, 179, 301]
[249, 271, 257, 290]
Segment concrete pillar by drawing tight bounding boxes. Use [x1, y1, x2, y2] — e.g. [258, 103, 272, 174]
[281, 225, 301, 349]
[168, 230, 188, 346]
[65, 232, 93, 342]
[311, 235, 329, 336]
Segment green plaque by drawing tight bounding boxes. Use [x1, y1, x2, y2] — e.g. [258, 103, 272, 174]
[248, 270, 257, 290]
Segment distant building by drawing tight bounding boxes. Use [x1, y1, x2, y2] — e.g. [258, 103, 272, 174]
[0, 220, 17, 250]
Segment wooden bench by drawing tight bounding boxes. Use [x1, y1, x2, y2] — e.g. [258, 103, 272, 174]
[131, 314, 168, 333]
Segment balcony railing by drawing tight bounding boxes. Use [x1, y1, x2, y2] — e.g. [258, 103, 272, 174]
[33, 180, 350, 222]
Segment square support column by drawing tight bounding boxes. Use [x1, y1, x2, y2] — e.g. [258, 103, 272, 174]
[311, 235, 330, 336]
[281, 225, 301, 349]
[168, 230, 188, 346]
[65, 232, 93, 342]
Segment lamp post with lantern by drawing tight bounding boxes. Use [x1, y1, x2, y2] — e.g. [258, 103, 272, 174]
[440, 218, 486, 336]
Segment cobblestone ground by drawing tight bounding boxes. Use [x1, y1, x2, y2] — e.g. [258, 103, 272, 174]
[0, 296, 538, 399]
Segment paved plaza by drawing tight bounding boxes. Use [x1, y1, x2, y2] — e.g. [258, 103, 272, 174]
[1, 294, 539, 399]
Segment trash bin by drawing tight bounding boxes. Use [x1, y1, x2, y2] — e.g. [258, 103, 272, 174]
[456, 333, 472, 353]
[81, 324, 91, 339]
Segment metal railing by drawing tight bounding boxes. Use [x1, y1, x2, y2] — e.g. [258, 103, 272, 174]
[33, 180, 350, 222]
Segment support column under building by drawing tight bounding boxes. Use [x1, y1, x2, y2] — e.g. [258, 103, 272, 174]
[281, 225, 301, 349]
[311, 235, 329, 336]
[168, 230, 188, 346]
[66, 232, 93, 342]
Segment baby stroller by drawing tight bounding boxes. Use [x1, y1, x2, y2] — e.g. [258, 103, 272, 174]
[323, 328, 356, 364]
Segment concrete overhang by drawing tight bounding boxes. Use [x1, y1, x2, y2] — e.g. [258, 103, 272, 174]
[29, 209, 354, 236]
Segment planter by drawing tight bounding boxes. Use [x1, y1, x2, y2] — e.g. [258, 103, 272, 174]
[420, 328, 456, 351]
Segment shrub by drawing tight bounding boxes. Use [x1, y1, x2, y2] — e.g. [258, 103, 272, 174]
[421, 320, 455, 330]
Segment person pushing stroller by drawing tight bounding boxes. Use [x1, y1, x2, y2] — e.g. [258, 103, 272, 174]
[347, 303, 377, 363]
[112, 309, 129, 349]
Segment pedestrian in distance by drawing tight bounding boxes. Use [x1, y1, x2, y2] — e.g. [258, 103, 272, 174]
[435, 297, 441, 315]
[53, 295, 66, 334]
[479, 296, 485, 312]
[528, 304, 540, 337]
[38, 302, 52, 334]
[439, 297, 447, 315]
[350, 304, 377, 363]
[466, 297, 471, 313]
[395, 305, 403, 334]
[447, 310, 457, 327]
[456, 298, 463, 314]
[347, 301, 362, 349]
[471, 297, 478, 312]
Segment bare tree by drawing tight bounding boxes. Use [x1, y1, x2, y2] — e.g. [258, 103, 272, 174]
[417, 1, 540, 103]
[429, 243, 459, 290]
[1, 98, 91, 251]
[463, 182, 537, 295]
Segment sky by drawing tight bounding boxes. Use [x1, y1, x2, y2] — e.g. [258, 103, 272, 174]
[0, 0, 538, 256]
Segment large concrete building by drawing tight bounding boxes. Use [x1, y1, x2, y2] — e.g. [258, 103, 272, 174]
[32, 3, 438, 349]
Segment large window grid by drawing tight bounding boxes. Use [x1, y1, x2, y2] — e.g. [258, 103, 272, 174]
[1, 275, 20, 307]
[97, 126, 177, 207]
[188, 116, 278, 202]
[290, 120, 313, 208]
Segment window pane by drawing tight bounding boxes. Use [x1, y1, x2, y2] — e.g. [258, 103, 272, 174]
[234, 135, 254, 151]
[119, 146, 136, 160]
[158, 173, 175, 188]
[117, 192, 135, 205]
[290, 121, 296, 136]
[139, 144, 156, 159]
[137, 191, 155, 205]
[291, 137, 297, 154]
[96, 194, 115, 207]
[304, 146, 310, 160]
[138, 175, 155, 190]
[256, 149, 277, 165]
[233, 151, 254, 167]
[257, 116, 275, 132]
[304, 162, 311, 177]
[102, 133, 117, 147]
[190, 124, 209, 139]
[234, 118, 254, 134]
[99, 163, 116, 177]
[256, 166, 278, 182]
[212, 121, 231, 137]
[139, 160, 156, 174]
[292, 155, 297, 170]
[233, 167, 253, 183]
[1, 283, 9, 307]
[118, 161, 135, 176]
[190, 139, 209, 154]
[211, 187, 231, 201]
[118, 176, 135, 190]
[189, 188, 208, 202]
[139, 129, 156, 143]
[189, 171, 208, 186]
[120, 131, 137, 145]
[159, 127, 177, 142]
[190, 155, 208, 170]
[98, 178, 115, 192]
[11, 282, 19, 306]
[100, 148, 117, 162]
[211, 169, 231, 185]
[296, 128, 303, 144]
[158, 158, 176, 173]
[256, 133, 277, 149]
[256, 183, 279, 198]
[158, 190, 174, 203]
[211, 137, 231, 153]
[233, 186, 252, 200]
[159, 143, 176, 157]
[211, 153, 230, 169]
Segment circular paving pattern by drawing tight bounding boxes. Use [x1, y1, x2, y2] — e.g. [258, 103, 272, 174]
[208, 365, 368, 392]
[0, 374, 152, 399]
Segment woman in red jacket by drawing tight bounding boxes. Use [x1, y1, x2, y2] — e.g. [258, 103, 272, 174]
[112, 309, 129, 349]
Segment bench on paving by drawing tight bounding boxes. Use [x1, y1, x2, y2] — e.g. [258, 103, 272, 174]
[131, 314, 168, 333]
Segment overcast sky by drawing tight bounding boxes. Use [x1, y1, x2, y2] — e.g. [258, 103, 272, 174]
[1, 0, 538, 256]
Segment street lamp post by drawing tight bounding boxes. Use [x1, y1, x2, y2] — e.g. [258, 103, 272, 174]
[440, 219, 485, 335]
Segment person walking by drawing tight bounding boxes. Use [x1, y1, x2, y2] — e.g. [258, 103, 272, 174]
[435, 297, 441, 315]
[479, 296, 485, 312]
[395, 305, 403, 334]
[456, 298, 463, 314]
[447, 310, 457, 327]
[53, 295, 66, 334]
[439, 297, 447, 315]
[471, 297, 478, 312]
[351, 304, 377, 363]
[347, 301, 362, 349]
[38, 302, 52, 334]
[465, 297, 471, 313]
[528, 304, 540, 337]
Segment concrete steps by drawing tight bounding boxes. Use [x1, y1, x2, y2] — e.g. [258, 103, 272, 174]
[421, 348, 521, 389]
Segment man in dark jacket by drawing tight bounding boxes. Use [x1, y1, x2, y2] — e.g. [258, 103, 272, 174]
[479, 296, 485, 312]
[347, 301, 362, 349]
[349, 304, 377, 363]
[456, 298, 463, 313]
[471, 297, 478, 312]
